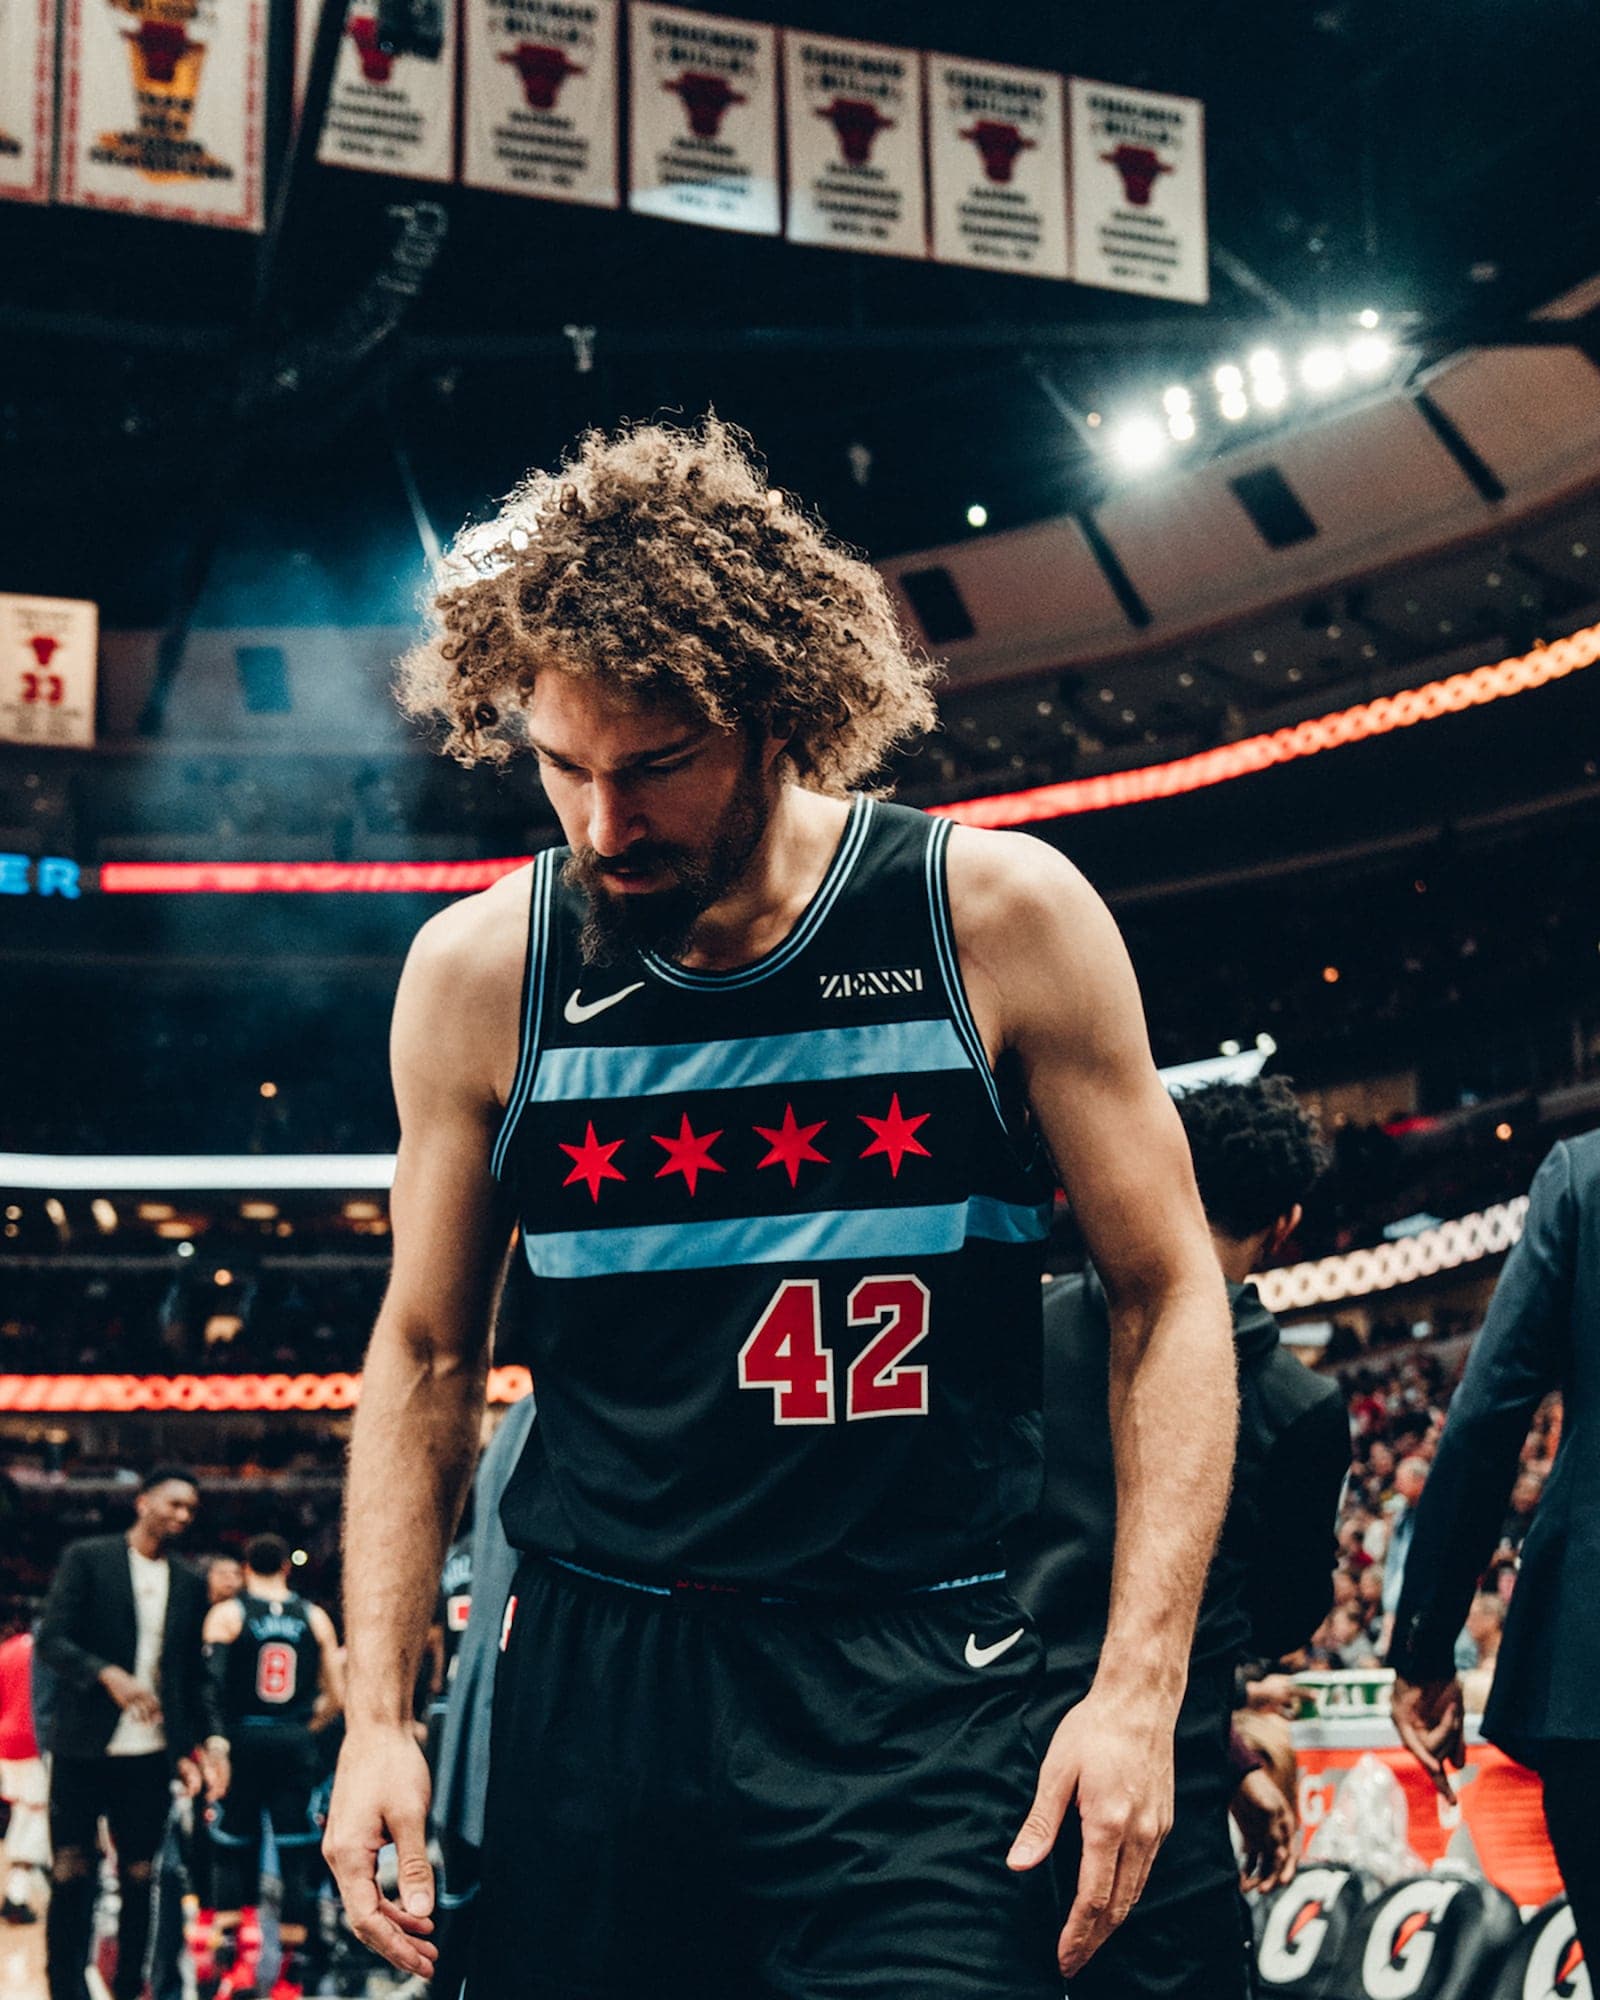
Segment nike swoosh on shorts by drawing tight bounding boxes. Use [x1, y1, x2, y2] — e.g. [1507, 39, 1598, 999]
[964, 1628, 1025, 1668]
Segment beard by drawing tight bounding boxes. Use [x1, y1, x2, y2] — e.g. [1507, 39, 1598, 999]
[563, 748, 773, 970]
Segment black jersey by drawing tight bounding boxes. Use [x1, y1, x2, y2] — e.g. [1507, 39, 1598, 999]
[223, 1591, 320, 1726]
[436, 1540, 474, 1686]
[492, 798, 1055, 1595]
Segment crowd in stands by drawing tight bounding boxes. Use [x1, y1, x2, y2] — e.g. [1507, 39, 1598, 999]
[0, 1265, 386, 1376]
[1254, 1349, 1557, 1708]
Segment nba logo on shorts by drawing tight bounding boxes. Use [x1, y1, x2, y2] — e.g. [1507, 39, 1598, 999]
[500, 1595, 517, 1653]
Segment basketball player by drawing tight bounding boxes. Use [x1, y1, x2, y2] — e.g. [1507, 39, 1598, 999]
[202, 1535, 341, 1997]
[323, 418, 1237, 1998]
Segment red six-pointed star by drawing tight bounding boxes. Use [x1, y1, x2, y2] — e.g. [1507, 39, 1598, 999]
[653, 1112, 726, 1197]
[858, 1093, 931, 1177]
[559, 1121, 626, 1203]
[754, 1103, 829, 1188]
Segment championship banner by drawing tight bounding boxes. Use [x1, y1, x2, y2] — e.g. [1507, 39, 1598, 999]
[782, 31, 924, 260]
[1068, 76, 1207, 304]
[0, 0, 57, 205]
[318, 0, 458, 184]
[927, 54, 1068, 280]
[628, 3, 778, 236]
[462, 0, 619, 207]
[61, 0, 266, 230]
[0, 594, 100, 749]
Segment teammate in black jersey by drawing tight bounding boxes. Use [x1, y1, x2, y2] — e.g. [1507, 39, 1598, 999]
[325, 418, 1238, 1999]
[203, 1535, 342, 1997]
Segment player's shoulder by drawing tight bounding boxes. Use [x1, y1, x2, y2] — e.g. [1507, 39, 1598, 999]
[400, 862, 538, 1024]
[203, 1595, 245, 1641]
[943, 822, 1096, 926]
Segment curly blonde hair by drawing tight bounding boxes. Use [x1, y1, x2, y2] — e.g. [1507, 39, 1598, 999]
[396, 416, 939, 793]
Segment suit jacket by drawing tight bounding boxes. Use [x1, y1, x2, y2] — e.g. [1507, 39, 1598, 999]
[1390, 1130, 1600, 1769]
[1007, 1267, 1349, 1915]
[36, 1534, 219, 1767]
[1009, 1267, 1350, 1681]
[433, 1392, 538, 1850]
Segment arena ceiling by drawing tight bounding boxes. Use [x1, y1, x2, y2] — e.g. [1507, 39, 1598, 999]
[3, 0, 1599, 639]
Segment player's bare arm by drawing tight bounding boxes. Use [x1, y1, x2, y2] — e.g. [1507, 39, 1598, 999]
[202, 1598, 245, 1648]
[310, 1602, 346, 1722]
[948, 826, 1236, 1978]
[321, 874, 525, 1978]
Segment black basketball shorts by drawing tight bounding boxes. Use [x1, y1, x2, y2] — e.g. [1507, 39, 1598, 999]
[467, 1555, 1063, 2000]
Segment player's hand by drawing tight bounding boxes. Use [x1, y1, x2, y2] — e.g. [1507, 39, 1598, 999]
[1231, 1767, 1297, 1893]
[100, 1665, 162, 1725]
[200, 1745, 230, 1803]
[323, 1724, 438, 1979]
[1008, 1686, 1175, 1979]
[1246, 1672, 1301, 1718]
[175, 1756, 204, 1800]
[1391, 1675, 1465, 1803]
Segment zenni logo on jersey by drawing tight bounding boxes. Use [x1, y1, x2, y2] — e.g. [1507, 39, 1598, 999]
[819, 967, 925, 1000]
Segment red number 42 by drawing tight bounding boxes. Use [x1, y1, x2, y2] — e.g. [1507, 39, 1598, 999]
[737, 1275, 931, 1425]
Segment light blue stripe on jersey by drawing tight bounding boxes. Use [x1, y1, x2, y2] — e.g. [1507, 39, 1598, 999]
[522, 1193, 1052, 1280]
[529, 1017, 971, 1106]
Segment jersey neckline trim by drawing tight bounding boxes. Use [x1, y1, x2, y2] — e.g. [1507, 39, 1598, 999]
[640, 794, 874, 991]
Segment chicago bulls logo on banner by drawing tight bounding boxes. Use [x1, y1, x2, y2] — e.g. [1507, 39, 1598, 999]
[463, 0, 619, 207]
[61, 0, 266, 230]
[0, 593, 100, 748]
[628, 3, 778, 234]
[928, 54, 1069, 279]
[0, 0, 57, 205]
[1067, 74, 1208, 303]
[316, 0, 458, 184]
[1347, 1876, 1522, 2000]
[782, 31, 925, 259]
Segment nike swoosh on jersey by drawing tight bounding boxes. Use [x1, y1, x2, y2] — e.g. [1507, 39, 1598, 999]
[964, 1627, 1025, 1668]
[564, 981, 646, 1025]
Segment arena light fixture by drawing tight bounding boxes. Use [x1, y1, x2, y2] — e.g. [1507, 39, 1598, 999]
[0, 1152, 398, 1191]
[0, 1365, 536, 1414]
[932, 620, 1600, 829]
[1109, 415, 1168, 472]
[966, 503, 988, 529]
[1255, 1196, 1528, 1313]
[1168, 411, 1198, 442]
[1347, 332, 1395, 377]
[1357, 307, 1382, 330]
[1252, 374, 1288, 412]
[1247, 347, 1283, 381]
[1300, 345, 1347, 393]
[1218, 388, 1249, 422]
[1213, 363, 1245, 394]
[1162, 385, 1192, 416]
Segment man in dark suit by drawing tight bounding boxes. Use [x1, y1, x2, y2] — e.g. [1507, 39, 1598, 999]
[1391, 1128, 1600, 1955]
[37, 1466, 229, 2000]
[1010, 1076, 1351, 1998]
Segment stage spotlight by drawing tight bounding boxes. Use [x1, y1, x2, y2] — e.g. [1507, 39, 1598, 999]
[966, 503, 988, 529]
[1219, 388, 1249, 421]
[1347, 332, 1394, 376]
[1109, 416, 1167, 471]
[1162, 385, 1192, 415]
[1168, 411, 1197, 441]
[1253, 375, 1288, 411]
[1214, 363, 1244, 394]
[1247, 347, 1282, 379]
[1358, 307, 1381, 329]
[1300, 345, 1347, 392]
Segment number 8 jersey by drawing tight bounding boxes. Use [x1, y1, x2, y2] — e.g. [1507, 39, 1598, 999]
[493, 798, 1056, 1596]
[223, 1592, 320, 1725]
